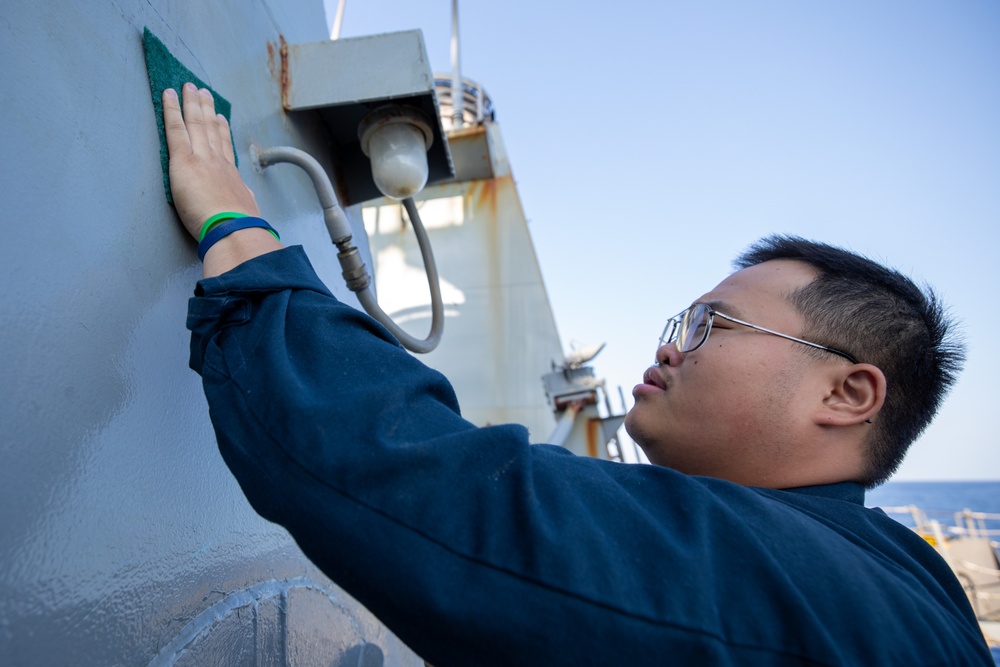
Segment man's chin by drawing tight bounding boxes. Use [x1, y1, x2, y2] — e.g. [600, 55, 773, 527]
[624, 402, 662, 440]
[623, 412, 654, 457]
[623, 409, 639, 441]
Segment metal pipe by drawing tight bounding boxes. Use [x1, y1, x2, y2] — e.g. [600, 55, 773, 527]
[253, 144, 444, 353]
[475, 82, 483, 124]
[356, 198, 444, 354]
[330, 0, 347, 40]
[255, 145, 353, 243]
[546, 402, 583, 447]
[450, 0, 463, 128]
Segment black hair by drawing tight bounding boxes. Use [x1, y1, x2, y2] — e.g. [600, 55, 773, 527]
[734, 235, 965, 487]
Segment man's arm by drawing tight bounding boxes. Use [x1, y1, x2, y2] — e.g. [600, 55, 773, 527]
[163, 82, 281, 277]
[185, 245, 644, 666]
[167, 81, 993, 666]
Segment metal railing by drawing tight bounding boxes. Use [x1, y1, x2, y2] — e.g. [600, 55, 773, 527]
[879, 506, 1000, 539]
[434, 75, 495, 130]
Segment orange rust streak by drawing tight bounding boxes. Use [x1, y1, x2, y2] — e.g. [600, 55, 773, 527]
[472, 173, 514, 215]
[446, 124, 488, 141]
[587, 419, 600, 459]
[266, 42, 278, 83]
[279, 35, 289, 110]
[472, 178, 497, 214]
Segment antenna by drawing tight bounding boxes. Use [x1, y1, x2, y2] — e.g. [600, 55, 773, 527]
[330, 0, 347, 40]
[450, 0, 463, 128]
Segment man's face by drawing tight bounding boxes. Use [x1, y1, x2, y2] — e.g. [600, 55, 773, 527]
[625, 259, 828, 485]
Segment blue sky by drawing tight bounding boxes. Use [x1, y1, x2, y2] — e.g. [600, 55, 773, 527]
[325, 1, 999, 481]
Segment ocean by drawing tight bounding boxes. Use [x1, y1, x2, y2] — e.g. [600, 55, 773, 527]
[865, 480, 1000, 529]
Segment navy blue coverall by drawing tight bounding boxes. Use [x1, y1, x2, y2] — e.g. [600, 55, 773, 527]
[187, 246, 992, 666]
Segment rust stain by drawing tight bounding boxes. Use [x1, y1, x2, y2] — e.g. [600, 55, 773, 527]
[471, 173, 511, 215]
[279, 35, 290, 110]
[467, 175, 505, 381]
[553, 394, 596, 411]
[474, 179, 496, 214]
[469, 177, 502, 356]
[587, 418, 600, 459]
[266, 41, 278, 83]
[446, 124, 488, 142]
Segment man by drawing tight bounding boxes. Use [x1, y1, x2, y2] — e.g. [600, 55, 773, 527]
[165, 84, 993, 665]
[627, 238, 961, 491]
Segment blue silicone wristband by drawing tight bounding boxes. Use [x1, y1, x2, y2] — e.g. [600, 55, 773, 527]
[197, 211, 249, 242]
[197, 217, 280, 261]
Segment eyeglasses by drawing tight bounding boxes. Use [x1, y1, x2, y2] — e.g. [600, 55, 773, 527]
[660, 303, 859, 364]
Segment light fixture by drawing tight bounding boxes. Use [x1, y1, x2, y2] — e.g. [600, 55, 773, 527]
[261, 30, 452, 351]
[358, 105, 434, 200]
[279, 30, 454, 205]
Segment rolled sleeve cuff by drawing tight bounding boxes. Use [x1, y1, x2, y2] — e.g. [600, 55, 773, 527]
[186, 246, 334, 374]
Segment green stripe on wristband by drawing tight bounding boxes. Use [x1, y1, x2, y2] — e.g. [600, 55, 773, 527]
[198, 211, 250, 242]
[197, 217, 280, 261]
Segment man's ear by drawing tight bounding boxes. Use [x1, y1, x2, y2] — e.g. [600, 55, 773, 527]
[816, 364, 886, 426]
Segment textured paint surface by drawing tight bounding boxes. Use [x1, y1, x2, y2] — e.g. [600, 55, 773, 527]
[0, 0, 418, 664]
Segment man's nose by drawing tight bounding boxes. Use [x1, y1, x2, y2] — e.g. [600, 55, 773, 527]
[655, 342, 684, 367]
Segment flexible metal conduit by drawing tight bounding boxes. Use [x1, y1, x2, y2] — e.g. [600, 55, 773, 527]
[253, 145, 444, 353]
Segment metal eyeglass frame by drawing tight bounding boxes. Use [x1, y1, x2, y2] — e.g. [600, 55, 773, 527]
[660, 303, 859, 364]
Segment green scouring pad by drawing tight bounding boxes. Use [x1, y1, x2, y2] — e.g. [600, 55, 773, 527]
[142, 27, 236, 203]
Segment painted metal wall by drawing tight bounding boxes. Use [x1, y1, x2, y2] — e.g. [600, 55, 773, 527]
[0, 1, 422, 664]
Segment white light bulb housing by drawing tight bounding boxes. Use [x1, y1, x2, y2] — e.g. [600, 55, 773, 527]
[359, 106, 435, 200]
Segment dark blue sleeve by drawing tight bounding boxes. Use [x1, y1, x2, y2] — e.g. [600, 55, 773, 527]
[186, 247, 993, 667]
[186, 247, 683, 666]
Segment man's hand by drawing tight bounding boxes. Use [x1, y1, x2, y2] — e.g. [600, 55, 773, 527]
[163, 83, 281, 278]
[163, 83, 260, 239]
